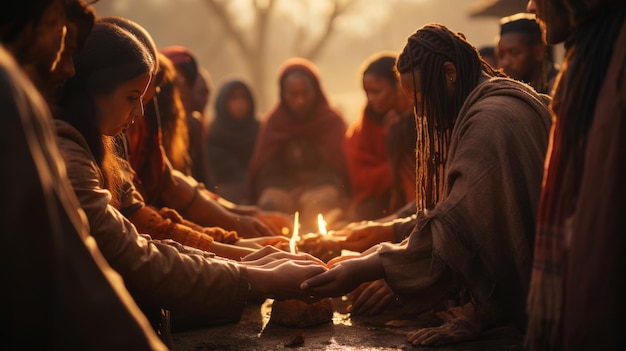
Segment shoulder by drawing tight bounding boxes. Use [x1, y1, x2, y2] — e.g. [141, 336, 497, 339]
[460, 78, 551, 127]
[54, 120, 101, 180]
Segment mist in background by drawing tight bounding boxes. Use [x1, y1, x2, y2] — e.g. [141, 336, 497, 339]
[93, 0, 515, 124]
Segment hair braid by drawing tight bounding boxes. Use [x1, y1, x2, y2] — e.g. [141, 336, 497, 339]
[396, 23, 502, 210]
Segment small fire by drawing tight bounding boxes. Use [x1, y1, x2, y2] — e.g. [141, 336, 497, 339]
[317, 213, 327, 235]
[289, 211, 300, 254]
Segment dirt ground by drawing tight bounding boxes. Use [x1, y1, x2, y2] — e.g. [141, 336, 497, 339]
[171, 297, 524, 351]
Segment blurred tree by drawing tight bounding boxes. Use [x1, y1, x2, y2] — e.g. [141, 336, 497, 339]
[202, 0, 357, 109]
[92, 0, 501, 120]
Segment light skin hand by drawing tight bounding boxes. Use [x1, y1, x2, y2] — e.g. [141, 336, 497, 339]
[247, 259, 328, 302]
[235, 236, 290, 250]
[300, 251, 385, 298]
[209, 241, 256, 261]
[348, 279, 396, 315]
[241, 246, 326, 266]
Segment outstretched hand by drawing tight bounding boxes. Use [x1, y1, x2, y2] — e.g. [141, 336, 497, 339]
[300, 251, 385, 299]
[236, 236, 290, 250]
[246, 257, 328, 302]
[234, 216, 276, 238]
[241, 246, 326, 266]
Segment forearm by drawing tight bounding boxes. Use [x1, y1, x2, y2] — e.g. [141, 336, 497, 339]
[161, 169, 239, 229]
[210, 242, 256, 261]
[128, 206, 215, 252]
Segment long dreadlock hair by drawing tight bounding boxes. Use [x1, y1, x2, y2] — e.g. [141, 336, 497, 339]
[395, 23, 504, 211]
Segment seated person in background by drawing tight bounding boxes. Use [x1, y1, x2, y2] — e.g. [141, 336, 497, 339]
[206, 78, 260, 204]
[148, 52, 193, 178]
[248, 57, 350, 233]
[302, 23, 552, 347]
[344, 52, 413, 222]
[161, 45, 212, 185]
[54, 20, 326, 341]
[497, 12, 559, 95]
[100, 16, 292, 239]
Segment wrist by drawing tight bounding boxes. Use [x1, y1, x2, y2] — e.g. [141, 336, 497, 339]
[246, 266, 271, 298]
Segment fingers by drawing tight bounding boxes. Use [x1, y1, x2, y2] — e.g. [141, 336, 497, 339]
[300, 270, 335, 291]
[326, 253, 359, 268]
[339, 239, 365, 252]
[260, 237, 289, 247]
[241, 245, 280, 261]
[350, 280, 394, 315]
[408, 327, 445, 346]
[407, 319, 477, 347]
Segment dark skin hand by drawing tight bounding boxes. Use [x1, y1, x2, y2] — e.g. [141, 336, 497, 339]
[407, 303, 486, 347]
[347, 279, 397, 315]
[300, 250, 385, 299]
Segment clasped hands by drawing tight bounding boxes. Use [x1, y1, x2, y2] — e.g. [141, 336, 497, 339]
[241, 245, 388, 309]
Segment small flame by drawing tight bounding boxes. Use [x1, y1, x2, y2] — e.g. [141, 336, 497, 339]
[289, 211, 299, 254]
[317, 213, 327, 235]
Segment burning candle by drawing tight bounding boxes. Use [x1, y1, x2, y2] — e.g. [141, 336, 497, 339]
[317, 213, 327, 235]
[289, 211, 299, 254]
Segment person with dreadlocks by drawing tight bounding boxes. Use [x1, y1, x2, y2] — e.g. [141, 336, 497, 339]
[497, 12, 560, 95]
[301, 23, 552, 347]
[524, 0, 626, 350]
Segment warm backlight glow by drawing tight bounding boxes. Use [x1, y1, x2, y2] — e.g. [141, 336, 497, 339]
[317, 213, 327, 235]
[289, 211, 299, 254]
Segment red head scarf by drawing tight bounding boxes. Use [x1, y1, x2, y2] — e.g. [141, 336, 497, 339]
[248, 57, 349, 199]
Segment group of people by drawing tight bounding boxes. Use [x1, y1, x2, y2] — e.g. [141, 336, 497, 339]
[4, 0, 624, 350]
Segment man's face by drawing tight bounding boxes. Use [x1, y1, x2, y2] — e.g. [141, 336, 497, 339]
[497, 32, 542, 83]
[527, 0, 572, 45]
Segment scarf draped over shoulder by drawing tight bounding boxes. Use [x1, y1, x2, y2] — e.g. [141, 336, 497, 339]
[248, 58, 348, 199]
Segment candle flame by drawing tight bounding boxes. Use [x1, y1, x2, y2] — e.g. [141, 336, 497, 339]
[289, 211, 299, 254]
[317, 213, 327, 235]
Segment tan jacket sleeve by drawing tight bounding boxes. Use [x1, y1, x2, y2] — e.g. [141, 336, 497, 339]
[55, 120, 248, 321]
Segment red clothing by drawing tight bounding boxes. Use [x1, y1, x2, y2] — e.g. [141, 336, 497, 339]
[248, 58, 349, 201]
[344, 106, 392, 209]
[125, 111, 169, 206]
